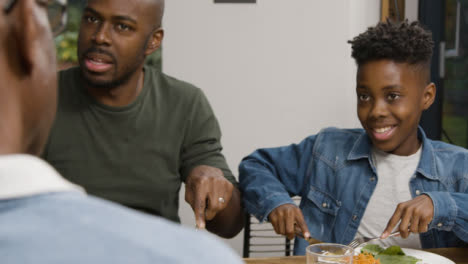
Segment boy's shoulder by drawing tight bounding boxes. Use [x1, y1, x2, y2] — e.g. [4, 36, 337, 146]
[318, 127, 365, 136]
[423, 138, 468, 184]
[310, 127, 367, 161]
[314, 127, 366, 143]
[426, 138, 468, 163]
[428, 138, 468, 153]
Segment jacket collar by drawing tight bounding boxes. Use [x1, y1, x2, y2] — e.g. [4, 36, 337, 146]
[347, 127, 438, 180]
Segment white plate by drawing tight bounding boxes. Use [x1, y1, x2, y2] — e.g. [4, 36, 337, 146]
[355, 247, 455, 264]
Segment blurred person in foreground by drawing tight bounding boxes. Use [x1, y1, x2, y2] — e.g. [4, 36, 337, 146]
[0, 0, 243, 263]
[239, 20, 468, 255]
[43, 0, 244, 237]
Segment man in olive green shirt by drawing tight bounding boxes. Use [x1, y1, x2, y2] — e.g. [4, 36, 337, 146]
[44, 0, 243, 238]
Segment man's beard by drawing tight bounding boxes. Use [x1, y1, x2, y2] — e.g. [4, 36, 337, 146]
[81, 67, 136, 90]
[79, 46, 147, 90]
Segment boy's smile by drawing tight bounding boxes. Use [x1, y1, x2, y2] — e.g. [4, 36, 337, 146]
[356, 60, 435, 156]
[372, 125, 396, 141]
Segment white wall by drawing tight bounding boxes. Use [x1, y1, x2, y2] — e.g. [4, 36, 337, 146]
[162, 0, 379, 256]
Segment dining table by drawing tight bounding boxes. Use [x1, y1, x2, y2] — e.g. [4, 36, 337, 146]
[243, 247, 468, 264]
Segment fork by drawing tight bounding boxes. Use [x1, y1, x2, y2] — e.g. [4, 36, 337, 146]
[348, 231, 400, 249]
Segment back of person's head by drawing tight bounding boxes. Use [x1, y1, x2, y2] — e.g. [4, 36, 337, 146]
[349, 20, 434, 83]
[0, 0, 57, 156]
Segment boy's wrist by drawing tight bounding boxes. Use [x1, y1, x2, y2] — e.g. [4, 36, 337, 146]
[423, 191, 457, 231]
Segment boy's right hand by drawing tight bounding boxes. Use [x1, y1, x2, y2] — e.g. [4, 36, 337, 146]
[268, 204, 310, 240]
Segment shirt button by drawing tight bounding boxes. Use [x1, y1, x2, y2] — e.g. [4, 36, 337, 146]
[352, 215, 358, 221]
[370, 177, 376, 182]
[322, 203, 328, 208]
[415, 190, 421, 195]
[437, 223, 443, 227]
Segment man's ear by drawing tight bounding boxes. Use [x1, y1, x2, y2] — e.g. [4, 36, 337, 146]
[9, 0, 52, 74]
[145, 28, 164, 56]
[10, 0, 38, 75]
[422, 82, 436, 110]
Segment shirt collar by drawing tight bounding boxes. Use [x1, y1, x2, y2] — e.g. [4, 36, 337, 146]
[347, 127, 438, 180]
[347, 131, 372, 161]
[0, 154, 85, 200]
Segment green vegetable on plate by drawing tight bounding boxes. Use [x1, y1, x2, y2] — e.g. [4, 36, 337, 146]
[361, 244, 421, 264]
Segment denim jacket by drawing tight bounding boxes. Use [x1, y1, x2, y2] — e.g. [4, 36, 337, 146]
[239, 127, 468, 255]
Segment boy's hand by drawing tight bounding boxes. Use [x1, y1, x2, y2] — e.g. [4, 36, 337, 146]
[381, 194, 434, 239]
[268, 204, 310, 240]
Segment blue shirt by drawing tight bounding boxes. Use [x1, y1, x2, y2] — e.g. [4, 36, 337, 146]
[239, 127, 468, 255]
[0, 155, 242, 264]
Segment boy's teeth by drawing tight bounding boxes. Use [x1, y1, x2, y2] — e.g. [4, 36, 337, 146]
[374, 126, 392, 133]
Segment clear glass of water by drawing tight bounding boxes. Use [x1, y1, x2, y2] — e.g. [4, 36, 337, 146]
[306, 243, 354, 264]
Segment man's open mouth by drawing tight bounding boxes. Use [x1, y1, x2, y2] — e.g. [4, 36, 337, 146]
[84, 52, 114, 73]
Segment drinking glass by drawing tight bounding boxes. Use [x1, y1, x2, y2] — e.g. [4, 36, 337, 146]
[306, 243, 354, 264]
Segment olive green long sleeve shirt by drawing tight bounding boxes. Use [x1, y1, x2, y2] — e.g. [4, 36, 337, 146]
[43, 65, 235, 222]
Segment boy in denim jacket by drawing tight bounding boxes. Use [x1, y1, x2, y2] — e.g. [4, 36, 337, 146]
[239, 20, 468, 255]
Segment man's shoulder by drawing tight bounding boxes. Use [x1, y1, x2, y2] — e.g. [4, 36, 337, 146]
[53, 193, 243, 263]
[146, 66, 203, 98]
[0, 192, 242, 263]
[55, 67, 84, 109]
[57, 66, 82, 96]
[58, 66, 81, 84]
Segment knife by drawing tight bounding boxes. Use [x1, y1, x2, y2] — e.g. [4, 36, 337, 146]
[294, 226, 322, 245]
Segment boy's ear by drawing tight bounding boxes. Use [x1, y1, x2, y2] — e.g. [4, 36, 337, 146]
[422, 82, 436, 110]
[145, 28, 164, 56]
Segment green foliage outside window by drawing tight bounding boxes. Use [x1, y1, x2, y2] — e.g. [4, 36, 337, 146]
[55, 31, 78, 63]
[55, 1, 82, 65]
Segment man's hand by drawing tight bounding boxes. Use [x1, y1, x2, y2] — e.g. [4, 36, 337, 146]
[185, 165, 234, 229]
[269, 204, 310, 240]
[381, 194, 434, 239]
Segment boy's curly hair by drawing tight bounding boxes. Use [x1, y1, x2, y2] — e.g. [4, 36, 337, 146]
[348, 20, 434, 67]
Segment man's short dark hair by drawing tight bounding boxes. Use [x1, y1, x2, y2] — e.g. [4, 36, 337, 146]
[348, 20, 434, 70]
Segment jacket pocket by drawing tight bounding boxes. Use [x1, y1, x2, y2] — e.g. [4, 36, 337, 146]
[302, 186, 342, 241]
[306, 186, 341, 216]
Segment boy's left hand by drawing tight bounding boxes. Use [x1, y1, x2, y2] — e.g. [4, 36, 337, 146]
[381, 194, 434, 239]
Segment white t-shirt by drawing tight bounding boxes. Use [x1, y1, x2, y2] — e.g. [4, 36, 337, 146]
[355, 146, 422, 249]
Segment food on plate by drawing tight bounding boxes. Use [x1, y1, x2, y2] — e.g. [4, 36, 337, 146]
[353, 252, 381, 264]
[360, 244, 421, 264]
